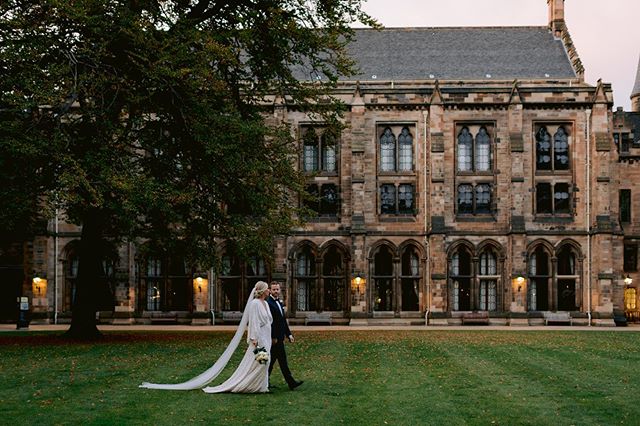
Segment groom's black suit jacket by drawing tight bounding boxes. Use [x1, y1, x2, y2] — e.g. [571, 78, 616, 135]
[267, 296, 291, 341]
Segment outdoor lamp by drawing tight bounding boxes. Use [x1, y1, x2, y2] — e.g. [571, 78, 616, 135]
[624, 274, 633, 286]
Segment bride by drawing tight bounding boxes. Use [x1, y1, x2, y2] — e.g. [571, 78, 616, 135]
[140, 281, 273, 393]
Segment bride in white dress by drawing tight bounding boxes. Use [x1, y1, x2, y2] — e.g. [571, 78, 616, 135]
[140, 281, 272, 393]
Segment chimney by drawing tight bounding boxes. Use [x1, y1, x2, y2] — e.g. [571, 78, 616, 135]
[548, 0, 565, 37]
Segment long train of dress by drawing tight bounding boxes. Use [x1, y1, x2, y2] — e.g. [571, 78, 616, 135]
[139, 296, 272, 393]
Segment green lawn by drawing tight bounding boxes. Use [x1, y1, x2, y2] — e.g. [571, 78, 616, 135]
[1, 330, 639, 425]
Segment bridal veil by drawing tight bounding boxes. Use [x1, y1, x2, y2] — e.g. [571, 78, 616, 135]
[139, 284, 262, 390]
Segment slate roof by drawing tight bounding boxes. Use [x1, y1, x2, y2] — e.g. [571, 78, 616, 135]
[296, 27, 577, 81]
[632, 54, 640, 98]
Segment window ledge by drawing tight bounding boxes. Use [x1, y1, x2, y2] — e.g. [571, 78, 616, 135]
[533, 215, 574, 223]
[455, 215, 496, 222]
[456, 171, 495, 176]
[379, 215, 417, 222]
[377, 171, 417, 177]
[306, 216, 341, 223]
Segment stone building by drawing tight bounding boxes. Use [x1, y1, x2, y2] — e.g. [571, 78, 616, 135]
[2, 0, 638, 326]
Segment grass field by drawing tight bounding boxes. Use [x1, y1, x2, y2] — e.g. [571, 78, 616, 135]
[1, 330, 639, 425]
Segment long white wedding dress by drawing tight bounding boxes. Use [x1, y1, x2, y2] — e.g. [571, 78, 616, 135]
[139, 292, 272, 394]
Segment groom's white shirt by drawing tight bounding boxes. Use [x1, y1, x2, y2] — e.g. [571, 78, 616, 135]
[271, 295, 283, 317]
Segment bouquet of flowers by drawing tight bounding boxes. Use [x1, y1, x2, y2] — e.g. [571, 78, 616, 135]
[253, 347, 269, 364]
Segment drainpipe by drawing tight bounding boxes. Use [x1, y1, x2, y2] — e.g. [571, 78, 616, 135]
[53, 209, 59, 325]
[423, 110, 430, 324]
[585, 109, 592, 326]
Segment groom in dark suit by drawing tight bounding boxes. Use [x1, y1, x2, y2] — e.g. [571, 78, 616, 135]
[267, 281, 303, 390]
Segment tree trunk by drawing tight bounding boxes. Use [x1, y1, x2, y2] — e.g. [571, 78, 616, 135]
[65, 211, 104, 339]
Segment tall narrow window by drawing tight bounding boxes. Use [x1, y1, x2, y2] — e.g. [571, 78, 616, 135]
[478, 251, 498, 311]
[556, 247, 577, 311]
[373, 245, 394, 311]
[221, 254, 241, 311]
[475, 184, 492, 214]
[398, 184, 414, 214]
[322, 246, 345, 311]
[64, 251, 79, 311]
[380, 184, 396, 214]
[457, 127, 473, 172]
[554, 183, 570, 214]
[528, 247, 550, 311]
[475, 127, 491, 171]
[398, 127, 414, 171]
[295, 247, 316, 311]
[380, 127, 396, 172]
[321, 131, 337, 173]
[536, 127, 552, 171]
[553, 127, 570, 170]
[303, 128, 319, 172]
[624, 244, 638, 272]
[620, 189, 632, 223]
[400, 246, 420, 311]
[146, 258, 163, 311]
[458, 184, 473, 214]
[451, 248, 472, 311]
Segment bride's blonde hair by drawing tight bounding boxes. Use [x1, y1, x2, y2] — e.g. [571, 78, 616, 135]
[253, 281, 269, 298]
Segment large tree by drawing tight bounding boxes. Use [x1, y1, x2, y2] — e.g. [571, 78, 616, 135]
[0, 1, 376, 338]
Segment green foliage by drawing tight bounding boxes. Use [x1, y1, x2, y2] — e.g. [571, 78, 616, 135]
[0, 0, 376, 264]
[1, 330, 640, 425]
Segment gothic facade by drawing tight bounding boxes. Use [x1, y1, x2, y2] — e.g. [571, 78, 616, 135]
[3, 0, 640, 326]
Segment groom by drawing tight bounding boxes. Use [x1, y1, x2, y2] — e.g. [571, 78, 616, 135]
[267, 281, 303, 390]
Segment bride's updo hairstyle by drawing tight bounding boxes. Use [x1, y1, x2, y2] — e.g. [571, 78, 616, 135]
[253, 281, 269, 298]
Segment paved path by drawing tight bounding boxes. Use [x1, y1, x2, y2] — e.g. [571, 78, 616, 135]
[2, 323, 640, 332]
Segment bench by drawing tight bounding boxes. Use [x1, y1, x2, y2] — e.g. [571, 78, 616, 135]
[305, 312, 332, 325]
[544, 312, 572, 326]
[222, 311, 244, 323]
[149, 313, 177, 325]
[461, 311, 490, 325]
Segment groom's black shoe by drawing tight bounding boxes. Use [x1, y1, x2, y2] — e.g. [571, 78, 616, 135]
[288, 380, 304, 390]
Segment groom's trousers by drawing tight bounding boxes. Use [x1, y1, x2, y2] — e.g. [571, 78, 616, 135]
[269, 340, 295, 386]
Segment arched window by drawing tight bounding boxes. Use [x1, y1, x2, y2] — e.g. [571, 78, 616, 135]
[475, 126, 492, 171]
[554, 127, 570, 171]
[528, 246, 550, 311]
[451, 247, 472, 311]
[457, 127, 473, 172]
[535, 127, 552, 171]
[64, 249, 79, 311]
[400, 246, 420, 311]
[146, 257, 163, 311]
[380, 127, 396, 172]
[373, 245, 394, 311]
[398, 127, 414, 171]
[321, 131, 337, 173]
[295, 246, 317, 311]
[322, 246, 346, 311]
[219, 251, 270, 312]
[478, 250, 498, 311]
[557, 246, 578, 311]
[221, 252, 241, 311]
[246, 255, 268, 295]
[303, 128, 319, 172]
